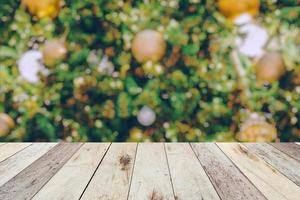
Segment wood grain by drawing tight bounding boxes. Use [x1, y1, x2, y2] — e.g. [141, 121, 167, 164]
[32, 143, 110, 200]
[128, 143, 175, 200]
[244, 143, 300, 187]
[191, 143, 266, 200]
[0, 143, 56, 187]
[165, 143, 220, 200]
[0, 143, 82, 200]
[81, 143, 137, 200]
[0, 143, 31, 162]
[218, 143, 300, 200]
[271, 143, 300, 162]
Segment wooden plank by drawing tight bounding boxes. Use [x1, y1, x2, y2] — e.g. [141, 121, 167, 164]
[244, 143, 300, 187]
[0, 143, 82, 200]
[0, 143, 31, 162]
[191, 143, 266, 200]
[128, 143, 175, 200]
[217, 143, 300, 200]
[165, 143, 220, 200]
[0, 143, 56, 187]
[271, 143, 300, 162]
[32, 143, 110, 200]
[81, 143, 137, 200]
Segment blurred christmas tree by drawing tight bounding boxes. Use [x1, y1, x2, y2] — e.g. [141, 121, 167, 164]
[0, 0, 300, 142]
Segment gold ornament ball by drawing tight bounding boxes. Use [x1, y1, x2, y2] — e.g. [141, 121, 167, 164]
[0, 113, 15, 137]
[21, 0, 61, 19]
[132, 30, 166, 63]
[218, 0, 260, 20]
[236, 114, 277, 142]
[42, 39, 67, 66]
[255, 52, 285, 83]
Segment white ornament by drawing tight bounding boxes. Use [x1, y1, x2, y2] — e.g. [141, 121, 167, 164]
[236, 23, 268, 57]
[233, 13, 252, 26]
[98, 56, 114, 75]
[17, 50, 49, 83]
[137, 106, 156, 126]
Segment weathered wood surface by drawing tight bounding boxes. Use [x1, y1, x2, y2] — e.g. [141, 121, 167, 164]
[33, 143, 110, 200]
[217, 143, 300, 200]
[0, 143, 31, 162]
[271, 143, 300, 162]
[244, 143, 300, 187]
[81, 143, 136, 200]
[0, 143, 299, 200]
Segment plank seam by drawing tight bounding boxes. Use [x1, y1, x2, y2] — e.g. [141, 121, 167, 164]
[0, 143, 58, 188]
[269, 143, 300, 163]
[247, 144, 300, 187]
[78, 143, 112, 200]
[215, 143, 268, 200]
[0, 143, 33, 164]
[126, 143, 139, 200]
[163, 143, 177, 200]
[189, 143, 222, 200]
[30, 143, 84, 199]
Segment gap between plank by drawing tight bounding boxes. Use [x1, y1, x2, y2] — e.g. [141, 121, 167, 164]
[126, 143, 139, 200]
[0, 143, 59, 188]
[269, 143, 300, 163]
[163, 143, 177, 200]
[0, 143, 33, 164]
[251, 143, 300, 186]
[30, 143, 84, 199]
[189, 143, 222, 200]
[215, 143, 268, 200]
[78, 143, 112, 200]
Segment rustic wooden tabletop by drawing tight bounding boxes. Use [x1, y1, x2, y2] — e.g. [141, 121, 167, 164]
[0, 143, 299, 200]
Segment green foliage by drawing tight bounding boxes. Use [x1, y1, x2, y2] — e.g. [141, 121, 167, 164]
[0, 0, 300, 142]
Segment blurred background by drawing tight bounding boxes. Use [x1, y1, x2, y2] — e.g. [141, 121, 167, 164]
[0, 0, 300, 142]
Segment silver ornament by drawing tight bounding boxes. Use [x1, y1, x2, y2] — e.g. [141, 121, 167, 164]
[137, 106, 156, 126]
[17, 50, 49, 83]
[98, 56, 114, 75]
[235, 23, 268, 57]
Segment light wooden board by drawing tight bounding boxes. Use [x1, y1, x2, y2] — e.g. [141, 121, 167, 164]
[244, 143, 300, 187]
[81, 143, 137, 200]
[217, 143, 300, 200]
[0, 143, 299, 200]
[191, 143, 266, 200]
[0, 143, 82, 200]
[0, 143, 56, 187]
[128, 143, 175, 200]
[0, 143, 31, 162]
[32, 143, 110, 200]
[271, 143, 300, 162]
[165, 143, 220, 200]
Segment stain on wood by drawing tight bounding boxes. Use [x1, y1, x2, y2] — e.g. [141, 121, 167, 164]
[148, 189, 164, 200]
[119, 154, 131, 171]
[81, 143, 137, 200]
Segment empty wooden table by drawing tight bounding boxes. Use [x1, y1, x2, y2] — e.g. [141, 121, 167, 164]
[0, 143, 299, 200]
